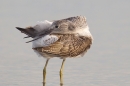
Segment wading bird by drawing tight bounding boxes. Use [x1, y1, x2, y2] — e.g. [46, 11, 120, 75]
[16, 16, 93, 85]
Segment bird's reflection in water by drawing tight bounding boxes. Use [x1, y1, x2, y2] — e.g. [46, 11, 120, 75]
[42, 82, 64, 86]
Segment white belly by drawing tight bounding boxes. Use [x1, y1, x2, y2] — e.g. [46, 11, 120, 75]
[32, 35, 58, 48]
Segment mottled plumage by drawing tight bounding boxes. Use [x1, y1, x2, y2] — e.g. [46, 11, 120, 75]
[16, 16, 93, 85]
[31, 16, 92, 59]
[16, 16, 93, 59]
[33, 33, 92, 58]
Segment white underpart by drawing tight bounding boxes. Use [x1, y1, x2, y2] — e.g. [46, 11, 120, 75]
[32, 35, 58, 48]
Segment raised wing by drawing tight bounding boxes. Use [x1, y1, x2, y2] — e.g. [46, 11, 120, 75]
[16, 20, 52, 38]
[16, 20, 53, 43]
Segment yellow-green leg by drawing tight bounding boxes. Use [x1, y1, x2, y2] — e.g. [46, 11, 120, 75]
[59, 59, 66, 85]
[43, 59, 49, 84]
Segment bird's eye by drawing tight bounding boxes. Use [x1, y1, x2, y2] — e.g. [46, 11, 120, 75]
[55, 25, 58, 28]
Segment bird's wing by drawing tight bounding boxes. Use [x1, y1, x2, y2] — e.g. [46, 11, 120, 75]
[16, 27, 37, 38]
[33, 34, 92, 57]
[16, 20, 53, 43]
[16, 20, 53, 38]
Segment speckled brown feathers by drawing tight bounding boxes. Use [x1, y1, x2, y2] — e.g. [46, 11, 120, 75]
[58, 16, 87, 28]
[33, 34, 92, 58]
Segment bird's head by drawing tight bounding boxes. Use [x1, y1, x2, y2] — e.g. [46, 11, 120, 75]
[50, 18, 90, 37]
[50, 19, 77, 34]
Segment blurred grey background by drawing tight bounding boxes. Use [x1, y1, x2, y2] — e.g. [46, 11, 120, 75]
[0, 0, 130, 86]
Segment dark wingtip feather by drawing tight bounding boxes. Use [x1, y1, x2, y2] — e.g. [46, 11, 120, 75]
[16, 27, 25, 32]
[16, 27, 36, 38]
[24, 36, 31, 38]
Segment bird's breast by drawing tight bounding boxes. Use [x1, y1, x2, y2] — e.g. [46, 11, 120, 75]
[33, 34, 92, 58]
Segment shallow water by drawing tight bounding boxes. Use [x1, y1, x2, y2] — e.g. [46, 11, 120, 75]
[0, 0, 130, 86]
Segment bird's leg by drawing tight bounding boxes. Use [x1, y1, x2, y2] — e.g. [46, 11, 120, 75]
[59, 59, 66, 85]
[43, 59, 49, 84]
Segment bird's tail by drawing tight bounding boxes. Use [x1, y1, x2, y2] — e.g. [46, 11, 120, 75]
[16, 27, 37, 38]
